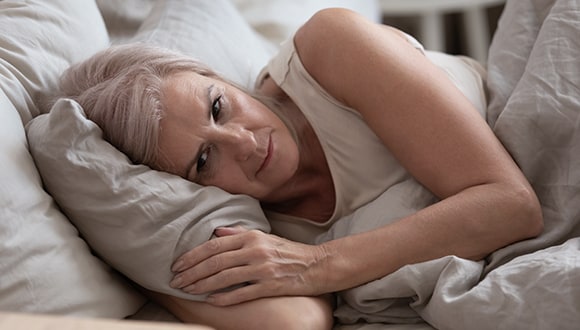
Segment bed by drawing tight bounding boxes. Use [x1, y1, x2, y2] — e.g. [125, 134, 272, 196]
[1, 0, 579, 329]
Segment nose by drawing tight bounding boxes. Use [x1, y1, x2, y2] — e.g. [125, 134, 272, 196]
[215, 125, 256, 161]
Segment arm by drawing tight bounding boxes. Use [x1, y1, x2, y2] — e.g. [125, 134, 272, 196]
[147, 290, 333, 330]
[169, 8, 543, 305]
[289, 8, 543, 291]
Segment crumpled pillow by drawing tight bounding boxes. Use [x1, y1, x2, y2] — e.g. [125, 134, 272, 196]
[26, 98, 270, 300]
[26, 0, 276, 302]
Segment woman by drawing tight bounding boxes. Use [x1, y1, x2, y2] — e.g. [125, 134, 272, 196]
[57, 8, 543, 330]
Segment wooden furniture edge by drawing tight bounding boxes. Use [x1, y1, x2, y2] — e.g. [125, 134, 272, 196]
[0, 312, 214, 330]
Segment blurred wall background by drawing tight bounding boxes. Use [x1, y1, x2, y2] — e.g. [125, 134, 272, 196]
[381, 1, 506, 64]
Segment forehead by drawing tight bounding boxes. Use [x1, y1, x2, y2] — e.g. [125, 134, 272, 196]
[155, 72, 210, 174]
[161, 72, 214, 118]
[163, 71, 208, 100]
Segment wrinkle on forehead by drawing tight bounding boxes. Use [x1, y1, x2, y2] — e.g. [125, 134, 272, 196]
[155, 71, 209, 178]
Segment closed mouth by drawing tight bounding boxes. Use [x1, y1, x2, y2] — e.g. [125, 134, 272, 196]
[257, 135, 272, 174]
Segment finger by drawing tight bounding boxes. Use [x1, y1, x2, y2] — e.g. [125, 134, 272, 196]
[206, 282, 278, 306]
[182, 265, 256, 295]
[214, 226, 248, 237]
[172, 235, 244, 272]
[171, 249, 247, 289]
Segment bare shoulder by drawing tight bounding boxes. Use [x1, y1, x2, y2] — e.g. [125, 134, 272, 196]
[295, 8, 407, 52]
[294, 8, 366, 59]
[293, 8, 422, 106]
[293, 8, 362, 103]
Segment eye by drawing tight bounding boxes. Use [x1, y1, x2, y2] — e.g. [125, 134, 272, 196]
[211, 95, 222, 120]
[196, 148, 209, 172]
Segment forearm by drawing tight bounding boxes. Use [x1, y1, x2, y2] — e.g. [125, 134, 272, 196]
[148, 291, 334, 330]
[166, 182, 541, 305]
[317, 181, 542, 292]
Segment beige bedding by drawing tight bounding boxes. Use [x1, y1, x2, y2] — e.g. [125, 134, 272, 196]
[15, 0, 580, 328]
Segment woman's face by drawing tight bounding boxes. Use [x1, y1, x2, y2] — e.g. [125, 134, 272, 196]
[156, 71, 299, 201]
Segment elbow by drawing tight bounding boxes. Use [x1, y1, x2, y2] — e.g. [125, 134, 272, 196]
[259, 296, 334, 330]
[511, 183, 544, 239]
[152, 294, 333, 330]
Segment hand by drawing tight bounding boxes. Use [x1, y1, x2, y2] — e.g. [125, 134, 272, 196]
[170, 226, 332, 306]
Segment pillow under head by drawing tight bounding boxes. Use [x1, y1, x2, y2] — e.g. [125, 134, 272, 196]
[26, 99, 271, 300]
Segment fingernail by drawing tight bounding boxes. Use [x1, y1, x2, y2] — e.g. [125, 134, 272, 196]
[170, 276, 182, 288]
[172, 260, 184, 272]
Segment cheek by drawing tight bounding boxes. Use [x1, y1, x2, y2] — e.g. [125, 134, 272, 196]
[282, 139, 300, 174]
[269, 133, 300, 182]
[203, 162, 248, 193]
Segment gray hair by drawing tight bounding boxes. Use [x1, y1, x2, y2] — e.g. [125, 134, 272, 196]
[56, 43, 221, 167]
[57, 43, 297, 173]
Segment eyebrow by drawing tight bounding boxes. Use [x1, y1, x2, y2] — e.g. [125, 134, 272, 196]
[184, 84, 215, 179]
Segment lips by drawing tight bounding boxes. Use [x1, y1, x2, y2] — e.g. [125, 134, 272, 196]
[257, 134, 272, 174]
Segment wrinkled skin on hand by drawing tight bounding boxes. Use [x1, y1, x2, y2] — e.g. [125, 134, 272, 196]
[170, 226, 332, 306]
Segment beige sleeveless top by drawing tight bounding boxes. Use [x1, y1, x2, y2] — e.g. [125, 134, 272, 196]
[258, 34, 488, 244]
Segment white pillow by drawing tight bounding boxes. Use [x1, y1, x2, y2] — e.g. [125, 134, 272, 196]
[132, 0, 276, 88]
[26, 99, 271, 301]
[0, 89, 144, 317]
[0, 0, 110, 124]
[96, 0, 155, 44]
[0, 0, 146, 317]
